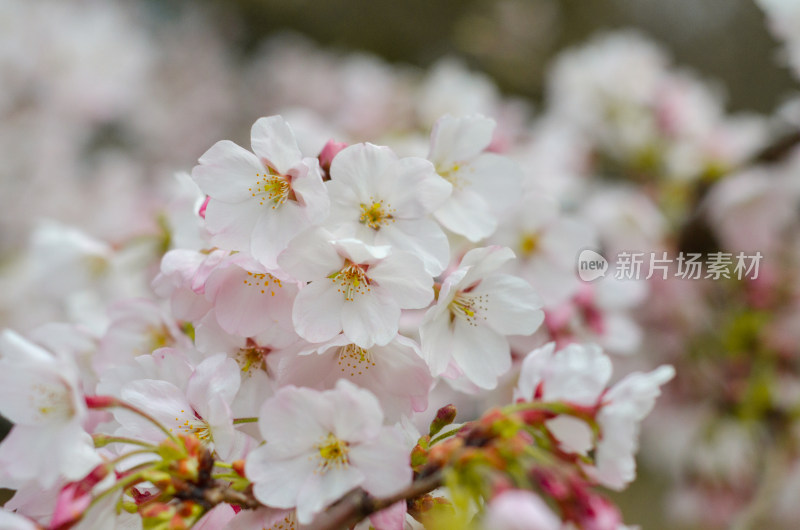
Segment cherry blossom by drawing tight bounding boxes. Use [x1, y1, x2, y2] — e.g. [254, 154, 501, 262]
[428, 115, 523, 241]
[191, 115, 329, 268]
[420, 246, 543, 388]
[279, 228, 434, 347]
[326, 142, 452, 275]
[246, 380, 412, 524]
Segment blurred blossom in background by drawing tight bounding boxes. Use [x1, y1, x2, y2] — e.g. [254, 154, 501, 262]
[2, 0, 800, 528]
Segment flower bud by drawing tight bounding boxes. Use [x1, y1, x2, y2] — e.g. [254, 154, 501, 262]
[429, 404, 457, 437]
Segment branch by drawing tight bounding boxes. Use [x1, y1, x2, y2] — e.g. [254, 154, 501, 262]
[311, 471, 443, 530]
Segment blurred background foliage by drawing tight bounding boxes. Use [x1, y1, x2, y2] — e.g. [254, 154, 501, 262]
[197, 0, 795, 113]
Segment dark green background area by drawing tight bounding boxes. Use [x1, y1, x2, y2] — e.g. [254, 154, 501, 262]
[200, 0, 796, 113]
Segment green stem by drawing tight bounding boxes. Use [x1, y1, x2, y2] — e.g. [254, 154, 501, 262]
[93, 434, 158, 449]
[232, 417, 258, 425]
[430, 428, 460, 446]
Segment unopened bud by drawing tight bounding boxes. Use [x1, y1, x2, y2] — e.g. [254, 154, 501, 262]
[429, 404, 457, 437]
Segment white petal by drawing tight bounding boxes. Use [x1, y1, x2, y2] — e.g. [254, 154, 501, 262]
[375, 220, 449, 276]
[367, 251, 434, 309]
[250, 116, 303, 175]
[418, 310, 455, 377]
[251, 201, 309, 269]
[329, 143, 397, 199]
[293, 280, 346, 343]
[205, 199, 261, 253]
[472, 274, 543, 336]
[248, 447, 318, 508]
[434, 189, 496, 241]
[278, 227, 342, 281]
[187, 354, 241, 411]
[428, 114, 494, 168]
[341, 291, 400, 347]
[451, 321, 510, 389]
[349, 427, 412, 497]
[193, 140, 264, 202]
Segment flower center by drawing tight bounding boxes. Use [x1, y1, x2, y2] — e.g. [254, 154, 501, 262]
[359, 199, 395, 230]
[449, 291, 488, 327]
[328, 261, 371, 301]
[315, 433, 350, 473]
[147, 324, 174, 353]
[261, 513, 297, 530]
[249, 166, 294, 209]
[337, 344, 376, 376]
[243, 271, 283, 296]
[437, 163, 465, 190]
[519, 232, 541, 257]
[235, 340, 270, 377]
[31, 382, 74, 421]
[172, 410, 213, 442]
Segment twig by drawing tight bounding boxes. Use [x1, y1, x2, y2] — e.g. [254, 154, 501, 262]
[311, 471, 444, 530]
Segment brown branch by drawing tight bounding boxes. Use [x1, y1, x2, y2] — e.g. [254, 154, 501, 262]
[311, 471, 444, 530]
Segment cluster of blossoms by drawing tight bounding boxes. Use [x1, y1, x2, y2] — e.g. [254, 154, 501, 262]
[2, 1, 800, 528]
[0, 108, 676, 529]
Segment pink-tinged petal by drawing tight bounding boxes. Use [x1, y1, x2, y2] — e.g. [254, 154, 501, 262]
[419, 310, 455, 377]
[368, 501, 406, 530]
[227, 508, 299, 530]
[278, 228, 342, 281]
[329, 143, 397, 199]
[248, 447, 318, 508]
[341, 291, 400, 347]
[451, 321, 510, 389]
[348, 427, 412, 497]
[251, 201, 309, 269]
[250, 116, 303, 175]
[297, 466, 365, 524]
[193, 140, 264, 202]
[257, 386, 332, 455]
[193, 504, 237, 529]
[472, 274, 543, 336]
[0, 511, 38, 530]
[187, 354, 241, 411]
[293, 280, 346, 343]
[368, 251, 434, 309]
[485, 490, 561, 530]
[514, 342, 556, 401]
[375, 220, 449, 276]
[375, 157, 451, 216]
[428, 114, 495, 168]
[117, 380, 193, 440]
[290, 158, 330, 222]
[465, 152, 524, 216]
[206, 264, 294, 337]
[326, 380, 383, 441]
[204, 199, 261, 252]
[434, 188, 496, 241]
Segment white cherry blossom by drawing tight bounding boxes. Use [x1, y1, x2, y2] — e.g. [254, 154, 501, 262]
[191, 115, 329, 268]
[278, 228, 434, 348]
[246, 380, 412, 524]
[419, 246, 543, 389]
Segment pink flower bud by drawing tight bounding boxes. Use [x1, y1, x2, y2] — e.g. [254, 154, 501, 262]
[318, 139, 348, 174]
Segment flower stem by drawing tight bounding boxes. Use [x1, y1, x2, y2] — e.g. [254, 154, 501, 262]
[232, 417, 258, 425]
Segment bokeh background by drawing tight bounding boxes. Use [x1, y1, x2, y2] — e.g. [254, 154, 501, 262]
[2, 1, 799, 528]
